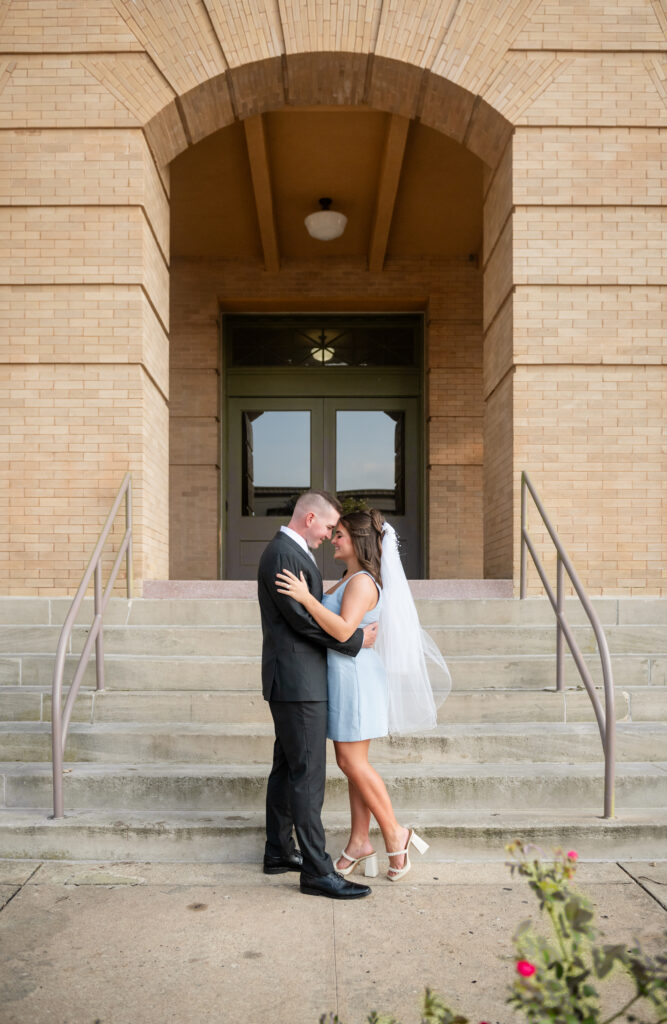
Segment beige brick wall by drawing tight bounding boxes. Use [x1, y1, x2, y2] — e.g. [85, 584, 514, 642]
[483, 370, 514, 581]
[516, 55, 667, 127]
[513, 286, 665, 367]
[483, 217, 513, 329]
[0, 1, 144, 52]
[513, 0, 666, 50]
[515, 367, 666, 595]
[513, 207, 666, 286]
[509, 121, 666, 594]
[513, 127, 665, 207]
[0, 363, 167, 594]
[0, 123, 169, 594]
[0, 285, 168, 399]
[0, 206, 169, 322]
[1, 129, 169, 258]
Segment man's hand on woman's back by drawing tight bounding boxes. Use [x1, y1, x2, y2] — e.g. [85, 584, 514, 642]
[362, 622, 378, 648]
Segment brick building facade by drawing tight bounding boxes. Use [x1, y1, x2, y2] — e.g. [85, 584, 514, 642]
[1, 1, 665, 595]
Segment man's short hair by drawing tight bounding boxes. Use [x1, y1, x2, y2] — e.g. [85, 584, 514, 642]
[293, 490, 342, 518]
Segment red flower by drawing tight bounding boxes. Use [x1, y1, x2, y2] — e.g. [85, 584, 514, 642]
[517, 960, 536, 977]
[567, 850, 578, 861]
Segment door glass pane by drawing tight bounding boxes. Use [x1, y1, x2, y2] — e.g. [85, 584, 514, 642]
[336, 411, 405, 514]
[242, 410, 310, 516]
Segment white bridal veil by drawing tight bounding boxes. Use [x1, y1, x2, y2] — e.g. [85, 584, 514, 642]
[375, 521, 452, 735]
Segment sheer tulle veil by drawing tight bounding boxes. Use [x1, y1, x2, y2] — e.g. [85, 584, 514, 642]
[375, 521, 451, 735]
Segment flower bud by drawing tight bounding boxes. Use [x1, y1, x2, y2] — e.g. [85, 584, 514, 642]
[516, 960, 536, 977]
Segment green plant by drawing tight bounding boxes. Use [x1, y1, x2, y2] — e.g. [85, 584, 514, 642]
[506, 840, 666, 1024]
[318, 841, 667, 1024]
[338, 495, 370, 515]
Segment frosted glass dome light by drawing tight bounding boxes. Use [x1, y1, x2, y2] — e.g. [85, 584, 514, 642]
[304, 197, 347, 241]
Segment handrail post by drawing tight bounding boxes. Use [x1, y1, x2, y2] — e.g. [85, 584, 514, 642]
[52, 683, 64, 819]
[605, 726, 615, 819]
[556, 554, 564, 692]
[126, 477, 133, 600]
[520, 473, 527, 599]
[94, 561, 105, 692]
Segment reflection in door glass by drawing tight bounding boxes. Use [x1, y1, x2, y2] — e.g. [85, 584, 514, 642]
[242, 411, 310, 516]
[336, 411, 405, 514]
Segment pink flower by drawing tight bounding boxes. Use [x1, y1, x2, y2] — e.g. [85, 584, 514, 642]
[567, 850, 578, 861]
[517, 960, 536, 977]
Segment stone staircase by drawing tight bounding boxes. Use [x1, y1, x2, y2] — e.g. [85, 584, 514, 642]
[1, 593, 666, 862]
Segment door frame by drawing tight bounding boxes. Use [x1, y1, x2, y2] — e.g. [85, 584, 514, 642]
[220, 312, 427, 579]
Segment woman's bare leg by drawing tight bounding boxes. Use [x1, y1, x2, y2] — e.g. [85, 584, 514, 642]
[335, 776, 373, 871]
[334, 740, 409, 871]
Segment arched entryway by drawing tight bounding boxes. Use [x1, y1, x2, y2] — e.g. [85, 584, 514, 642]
[149, 56, 513, 582]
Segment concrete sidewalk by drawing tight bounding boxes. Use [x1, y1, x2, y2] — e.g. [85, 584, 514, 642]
[0, 858, 665, 1024]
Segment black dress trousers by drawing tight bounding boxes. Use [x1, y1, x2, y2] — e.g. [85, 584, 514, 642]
[266, 699, 334, 878]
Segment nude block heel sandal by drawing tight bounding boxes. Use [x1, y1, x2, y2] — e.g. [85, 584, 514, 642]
[337, 850, 379, 878]
[387, 829, 429, 882]
[363, 853, 379, 877]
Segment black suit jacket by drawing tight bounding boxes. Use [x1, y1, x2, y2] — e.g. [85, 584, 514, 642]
[257, 531, 363, 702]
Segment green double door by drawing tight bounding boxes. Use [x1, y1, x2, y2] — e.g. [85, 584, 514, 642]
[225, 395, 422, 579]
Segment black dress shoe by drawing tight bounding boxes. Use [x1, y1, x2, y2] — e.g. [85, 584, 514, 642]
[263, 850, 304, 874]
[300, 870, 371, 899]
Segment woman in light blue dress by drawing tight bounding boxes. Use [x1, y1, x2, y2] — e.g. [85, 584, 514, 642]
[323, 565, 387, 743]
[275, 508, 428, 882]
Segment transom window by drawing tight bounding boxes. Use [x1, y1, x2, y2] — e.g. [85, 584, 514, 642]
[226, 315, 419, 368]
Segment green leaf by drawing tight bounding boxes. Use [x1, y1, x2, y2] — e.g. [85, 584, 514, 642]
[514, 919, 532, 937]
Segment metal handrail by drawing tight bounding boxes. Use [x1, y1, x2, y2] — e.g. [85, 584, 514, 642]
[51, 473, 133, 818]
[520, 471, 615, 818]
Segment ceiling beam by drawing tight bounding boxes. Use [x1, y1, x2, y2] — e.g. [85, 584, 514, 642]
[243, 114, 280, 273]
[368, 114, 410, 273]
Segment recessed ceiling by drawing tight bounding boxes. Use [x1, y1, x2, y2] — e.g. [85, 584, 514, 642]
[171, 109, 483, 263]
[266, 109, 388, 260]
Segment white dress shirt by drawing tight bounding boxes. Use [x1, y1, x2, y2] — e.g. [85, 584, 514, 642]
[280, 525, 317, 564]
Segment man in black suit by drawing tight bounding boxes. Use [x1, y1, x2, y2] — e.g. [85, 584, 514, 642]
[258, 490, 375, 899]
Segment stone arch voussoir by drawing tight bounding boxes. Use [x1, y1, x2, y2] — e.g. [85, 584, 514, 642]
[144, 53, 513, 174]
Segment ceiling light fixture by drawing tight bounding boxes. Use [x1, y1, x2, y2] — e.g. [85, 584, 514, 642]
[307, 328, 336, 364]
[304, 197, 347, 241]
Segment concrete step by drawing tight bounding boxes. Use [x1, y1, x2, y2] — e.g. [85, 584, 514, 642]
[7, 685, 666, 726]
[2, 721, 666, 765]
[8, 684, 664, 724]
[2, 595, 666, 628]
[0, 807, 665, 862]
[3, 761, 665, 813]
[3, 621, 667, 661]
[11, 650, 666, 692]
[2, 595, 664, 865]
[68, 623, 667, 658]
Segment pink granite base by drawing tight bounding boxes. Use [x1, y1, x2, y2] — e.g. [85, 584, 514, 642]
[142, 579, 514, 599]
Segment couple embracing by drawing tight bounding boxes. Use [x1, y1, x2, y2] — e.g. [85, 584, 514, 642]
[257, 490, 450, 899]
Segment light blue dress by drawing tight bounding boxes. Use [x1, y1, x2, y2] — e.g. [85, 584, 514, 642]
[323, 571, 388, 742]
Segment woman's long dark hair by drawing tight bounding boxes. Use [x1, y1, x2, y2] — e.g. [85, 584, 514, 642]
[338, 508, 385, 587]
